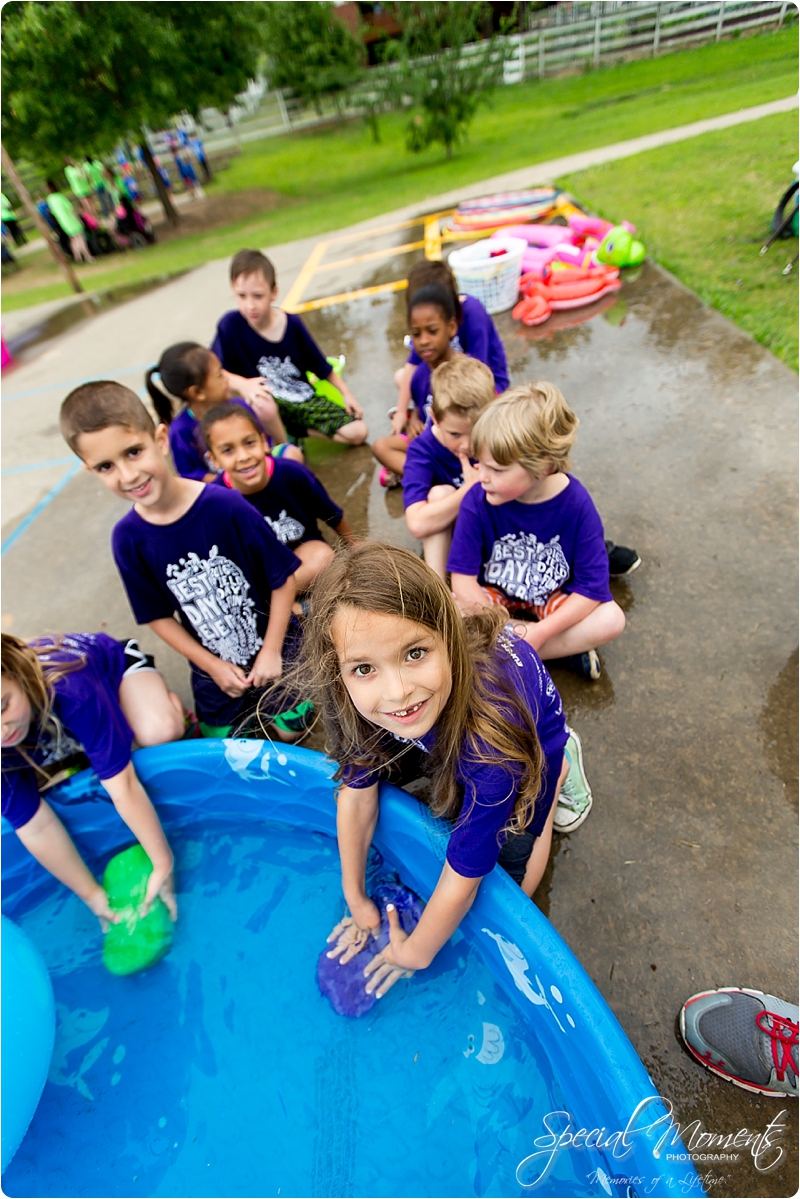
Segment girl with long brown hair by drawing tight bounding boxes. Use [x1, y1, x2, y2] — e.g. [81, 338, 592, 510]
[1, 631, 182, 925]
[307, 543, 582, 999]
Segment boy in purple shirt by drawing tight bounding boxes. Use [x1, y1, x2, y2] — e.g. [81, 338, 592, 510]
[403, 355, 495, 580]
[449, 382, 626, 681]
[211, 249, 367, 446]
[60, 381, 306, 739]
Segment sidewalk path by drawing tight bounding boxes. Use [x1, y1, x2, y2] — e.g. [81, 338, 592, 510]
[3, 94, 796, 343]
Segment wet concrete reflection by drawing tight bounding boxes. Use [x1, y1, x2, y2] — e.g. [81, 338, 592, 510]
[305, 259, 798, 1199]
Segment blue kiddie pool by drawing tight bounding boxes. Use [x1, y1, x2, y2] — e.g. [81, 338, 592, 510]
[1, 741, 702, 1198]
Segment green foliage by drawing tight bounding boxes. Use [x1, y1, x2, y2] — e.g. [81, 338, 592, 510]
[264, 1, 364, 114]
[3, 27, 796, 317]
[384, 2, 510, 158]
[1, 1, 268, 166]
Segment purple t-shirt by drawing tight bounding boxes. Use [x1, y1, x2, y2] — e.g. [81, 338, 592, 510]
[168, 397, 263, 482]
[211, 311, 331, 404]
[410, 361, 433, 416]
[344, 631, 567, 877]
[1, 633, 132, 831]
[112, 486, 301, 724]
[448, 475, 612, 606]
[402, 425, 465, 508]
[216, 458, 343, 550]
[407, 296, 509, 392]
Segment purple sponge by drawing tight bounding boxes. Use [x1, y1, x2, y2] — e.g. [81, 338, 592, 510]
[317, 883, 423, 1017]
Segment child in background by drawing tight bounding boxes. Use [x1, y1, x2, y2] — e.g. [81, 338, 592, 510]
[60, 382, 306, 741]
[403, 357, 494, 580]
[212, 250, 367, 446]
[1, 632, 181, 924]
[372, 283, 460, 488]
[449, 383, 626, 680]
[146, 342, 300, 482]
[391, 258, 509, 438]
[308, 544, 592, 998]
[202, 401, 357, 592]
[45, 179, 94, 264]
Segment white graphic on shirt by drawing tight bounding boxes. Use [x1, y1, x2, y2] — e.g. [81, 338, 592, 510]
[256, 355, 314, 404]
[264, 509, 304, 545]
[166, 546, 262, 665]
[485, 532, 569, 605]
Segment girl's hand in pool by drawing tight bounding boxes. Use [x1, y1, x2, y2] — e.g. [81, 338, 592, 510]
[141, 864, 178, 922]
[85, 884, 120, 933]
[326, 904, 380, 964]
[363, 906, 416, 996]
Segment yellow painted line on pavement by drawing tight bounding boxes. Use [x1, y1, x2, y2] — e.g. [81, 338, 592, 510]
[315, 240, 425, 272]
[291, 279, 408, 314]
[283, 239, 329, 312]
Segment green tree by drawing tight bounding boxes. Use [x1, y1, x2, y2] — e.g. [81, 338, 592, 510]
[386, 2, 511, 159]
[1, 1, 269, 222]
[263, 2, 364, 117]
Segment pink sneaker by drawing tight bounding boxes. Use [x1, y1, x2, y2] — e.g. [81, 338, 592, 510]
[379, 467, 401, 489]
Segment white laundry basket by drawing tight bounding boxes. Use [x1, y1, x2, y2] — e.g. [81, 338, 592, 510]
[448, 237, 526, 314]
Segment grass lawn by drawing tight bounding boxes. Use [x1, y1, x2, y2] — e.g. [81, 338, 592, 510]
[2, 26, 797, 313]
[559, 112, 799, 371]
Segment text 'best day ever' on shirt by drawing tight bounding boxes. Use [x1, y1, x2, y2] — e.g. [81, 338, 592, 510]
[448, 475, 613, 608]
[112, 486, 300, 724]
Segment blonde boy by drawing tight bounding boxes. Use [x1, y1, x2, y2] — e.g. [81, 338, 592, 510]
[403, 356, 495, 579]
[448, 382, 625, 680]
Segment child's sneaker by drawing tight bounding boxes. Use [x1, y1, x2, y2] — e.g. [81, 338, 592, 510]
[379, 466, 401, 490]
[551, 649, 601, 680]
[605, 540, 641, 577]
[554, 728, 593, 832]
[679, 988, 798, 1097]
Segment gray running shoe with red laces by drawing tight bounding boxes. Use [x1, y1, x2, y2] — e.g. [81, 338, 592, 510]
[679, 987, 798, 1097]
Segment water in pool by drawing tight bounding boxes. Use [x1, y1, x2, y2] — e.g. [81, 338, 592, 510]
[4, 819, 592, 1198]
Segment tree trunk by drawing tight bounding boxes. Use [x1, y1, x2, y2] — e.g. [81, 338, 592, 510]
[139, 133, 180, 226]
[0, 145, 86, 298]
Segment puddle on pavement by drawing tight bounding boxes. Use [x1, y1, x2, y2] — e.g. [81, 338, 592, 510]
[5, 274, 186, 365]
[760, 647, 799, 811]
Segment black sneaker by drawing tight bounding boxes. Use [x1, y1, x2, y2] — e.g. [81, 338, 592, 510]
[550, 649, 601, 680]
[606, 540, 641, 577]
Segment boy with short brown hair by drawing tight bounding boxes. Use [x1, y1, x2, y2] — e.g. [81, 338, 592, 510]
[211, 249, 368, 446]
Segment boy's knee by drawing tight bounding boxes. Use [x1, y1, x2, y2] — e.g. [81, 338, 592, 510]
[334, 419, 368, 446]
[603, 601, 626, 641]
[427, 484, 456, 502]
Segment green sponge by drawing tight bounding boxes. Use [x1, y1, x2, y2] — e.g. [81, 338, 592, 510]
[102, 845, 173, 976]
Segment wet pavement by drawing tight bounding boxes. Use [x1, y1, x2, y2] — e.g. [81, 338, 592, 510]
[2, 242, 797, 1196]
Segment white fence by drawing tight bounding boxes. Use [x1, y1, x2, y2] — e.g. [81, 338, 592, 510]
[504, 0, 793, 81]
[196, 1, 794, 150]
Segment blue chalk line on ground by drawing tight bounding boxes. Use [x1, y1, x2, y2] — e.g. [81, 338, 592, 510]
[2, 461, 81, 556]
[2, 456, 76, 475]
[2, 364, 151, 403]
